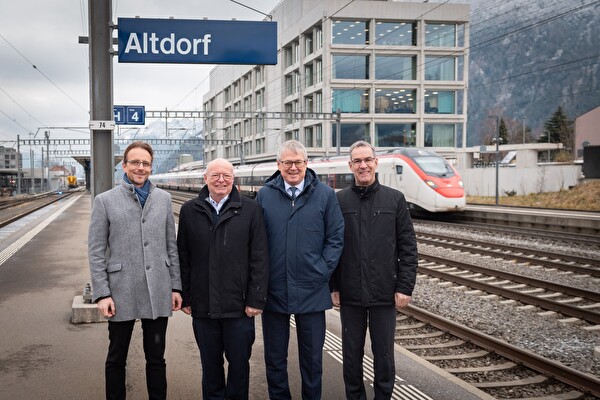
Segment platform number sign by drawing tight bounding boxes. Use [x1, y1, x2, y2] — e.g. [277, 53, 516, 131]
[114, 105, 145, 125]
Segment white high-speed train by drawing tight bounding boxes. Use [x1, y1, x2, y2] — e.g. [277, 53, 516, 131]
[151, 148, 465, 212]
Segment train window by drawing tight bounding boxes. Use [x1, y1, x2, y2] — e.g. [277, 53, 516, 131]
[396, 165, 403, 174]
[414, 157, 454, 177]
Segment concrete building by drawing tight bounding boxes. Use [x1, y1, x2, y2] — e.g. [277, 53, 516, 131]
[202, 0, 470, 164]
[575, 105, 600, 159]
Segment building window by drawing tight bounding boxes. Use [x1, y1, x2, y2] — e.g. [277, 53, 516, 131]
[224, 88, 230, 104]
[285, 103, 293, 124]
[315, 58, 323, 83]
[375, 55, 416, 80]
[425, 23, 456, 47]
[315, 124, 323, 147]
[424, 124, 456, 147]
[285, 74, 294, 96]
[424, 90, 455, 114]
[305, 33, 313, 56]
[256, 138, 264, 154]
[284, 45, 293, 67]
[305, 126, 314, 147]
[332, 89, 369, 113]
[332, 123, 370, 147]
[255, 66, 264, 85]
[305, 64, 314, 87]
[374, 21, 416, 46]
[243, 74, 251, 93]
[256, 89, 264, 109]
[332, 54, 369, 79]
[375, 123, 416, 147]
[315, 91, 322, 112]
[374, 89, 416, 114]
[332, 20, 369, 45]
[305, 95, 314, 113]
[425, 57, 455, 80]
[315, 27, 323, 50]
[244, 96, 251, 112]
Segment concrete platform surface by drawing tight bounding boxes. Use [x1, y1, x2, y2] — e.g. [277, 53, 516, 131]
[0, 193, 491, 399]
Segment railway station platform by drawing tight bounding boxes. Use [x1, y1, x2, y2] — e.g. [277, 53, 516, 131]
[0, 192, 492, 399]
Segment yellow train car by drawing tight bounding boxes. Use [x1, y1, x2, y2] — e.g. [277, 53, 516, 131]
[67, 175, 78, 189]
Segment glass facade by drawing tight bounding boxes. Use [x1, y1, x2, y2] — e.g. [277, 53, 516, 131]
[425, 23, 456, 47]
[332, 89, 369, 113]
[374, 21, 416, 46]
[375, 55, 416, 80]
[424, 90, 455, 114]
[375, 123, 416, 147]
[333, 55, 369, 79]
[332, 123, 370, 147]
[425, 57, 455, 80]
[332, 20, 370, 45]
[424, 124, 456, 147]
[374, 89, 416, 114]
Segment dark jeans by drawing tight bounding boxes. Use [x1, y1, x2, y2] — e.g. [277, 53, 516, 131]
[105, 317, 168, 400]
[340, 305, 396, 400]
[262, 310, 326, 400]
[192, 316, 256, 400]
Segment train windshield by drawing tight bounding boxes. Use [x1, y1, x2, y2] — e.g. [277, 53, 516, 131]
[412, 156, 454, 177]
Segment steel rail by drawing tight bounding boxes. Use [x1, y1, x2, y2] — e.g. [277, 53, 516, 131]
[401, 305, 600, 398]
[417, 232, 599, 269]
[418, 254, 600, 324]
[419, 252, 600, 302]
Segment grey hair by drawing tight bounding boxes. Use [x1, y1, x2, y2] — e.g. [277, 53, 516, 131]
[348, 140, 375, 159]
[277, 140, 308, 161]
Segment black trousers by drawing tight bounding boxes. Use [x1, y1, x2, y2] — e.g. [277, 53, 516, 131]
[105, 317, 168, 400]
[340, 305, 396, 400]
[192, 316, 256, 400]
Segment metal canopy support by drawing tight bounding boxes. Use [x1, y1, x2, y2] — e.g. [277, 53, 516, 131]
[88, 0, 114, 200]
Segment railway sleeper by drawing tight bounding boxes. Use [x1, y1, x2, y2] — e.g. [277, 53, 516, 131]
[517, 391, 585, 400]
[395, 331, 444, 340]
[422, 349, 489, 361]
[470, 374, 547, 388]
[402, 339, 465, 350]
[444, 361, 516, 373]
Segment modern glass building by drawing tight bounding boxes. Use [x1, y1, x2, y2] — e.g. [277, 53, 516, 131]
[203, 0, 469, 164]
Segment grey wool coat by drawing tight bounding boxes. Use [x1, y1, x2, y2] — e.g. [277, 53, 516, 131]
[88, 179, 182, 322]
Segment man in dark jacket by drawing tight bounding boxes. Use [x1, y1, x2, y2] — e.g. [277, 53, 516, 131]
[177, 158, 269, 400]
[256, 140, 344, 400]
[331, 140, 418, 400]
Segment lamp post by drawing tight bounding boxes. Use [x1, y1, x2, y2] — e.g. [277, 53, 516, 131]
[488, 115, 500, 205]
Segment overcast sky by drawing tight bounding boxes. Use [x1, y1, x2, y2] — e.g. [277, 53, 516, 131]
[0, 0, 281, 142]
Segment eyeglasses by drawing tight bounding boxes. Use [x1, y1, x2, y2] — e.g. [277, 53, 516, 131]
[126, 160, 152, 168]
[351, 157, 376, 166]
[208, 173, 234, 181]
[279, 160, 307, 168]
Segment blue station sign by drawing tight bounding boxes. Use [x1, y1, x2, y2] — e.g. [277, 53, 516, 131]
[114, 105, 145, 125]
[117, 18, 277, 65]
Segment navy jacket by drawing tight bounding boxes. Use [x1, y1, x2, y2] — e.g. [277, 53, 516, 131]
[332, 180, 418, 306]
[257, 168, 344, 314]
[177, 185, 269, 318]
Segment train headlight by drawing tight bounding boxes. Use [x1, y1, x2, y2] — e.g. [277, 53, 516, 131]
[458, 180, 464, 187]
[425, 180, 438, 189]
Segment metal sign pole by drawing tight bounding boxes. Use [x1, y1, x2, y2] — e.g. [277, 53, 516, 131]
[88, 0, 114, 200]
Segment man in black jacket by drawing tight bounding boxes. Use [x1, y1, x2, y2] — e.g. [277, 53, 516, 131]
[177, 158, 269, 400]
[330, 141, 418, 400]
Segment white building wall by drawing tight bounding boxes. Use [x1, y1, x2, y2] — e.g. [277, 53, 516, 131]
[203, 0, 470, 165]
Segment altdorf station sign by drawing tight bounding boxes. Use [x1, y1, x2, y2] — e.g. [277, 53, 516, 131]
[117, 18, 277, 65]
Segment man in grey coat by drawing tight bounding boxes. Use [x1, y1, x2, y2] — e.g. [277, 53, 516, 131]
[88, 141, 182, 400]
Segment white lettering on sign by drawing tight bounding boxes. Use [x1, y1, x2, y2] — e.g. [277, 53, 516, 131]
[124, 33, 212, 56]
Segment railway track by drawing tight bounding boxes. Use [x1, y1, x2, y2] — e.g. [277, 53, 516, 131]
[396, 305, 600, 399]
[163, 189, 600, 398]
[414, 218, 600, 248]
[0, 190, 80, 228]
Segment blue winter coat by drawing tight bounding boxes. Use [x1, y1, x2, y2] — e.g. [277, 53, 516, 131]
[256, 168, 344, 314]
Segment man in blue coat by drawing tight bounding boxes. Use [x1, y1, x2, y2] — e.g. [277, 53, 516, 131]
[256, 140, 344, 400]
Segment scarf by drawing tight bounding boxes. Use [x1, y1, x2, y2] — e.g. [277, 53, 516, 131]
[123, 173, 151, 208]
